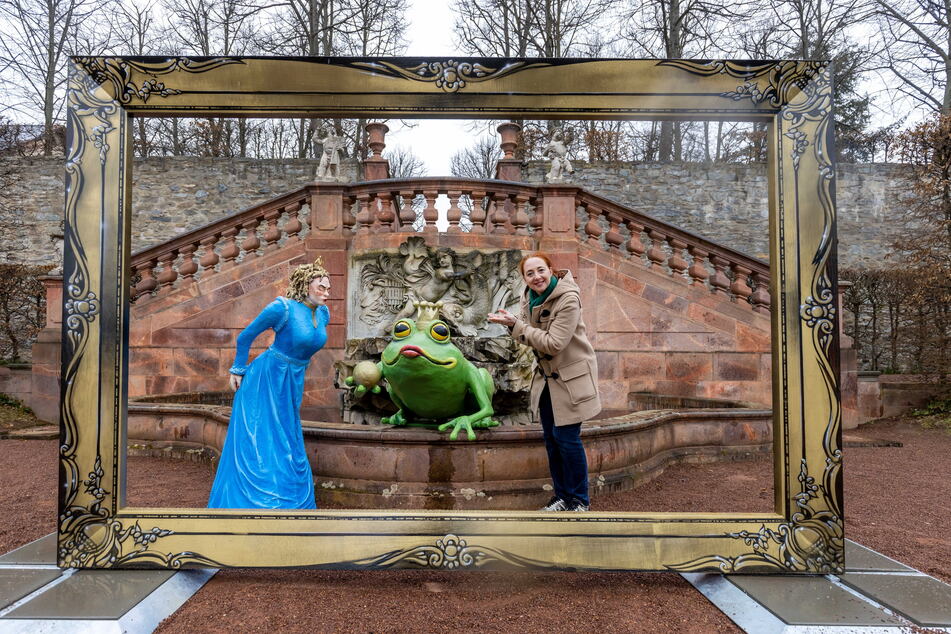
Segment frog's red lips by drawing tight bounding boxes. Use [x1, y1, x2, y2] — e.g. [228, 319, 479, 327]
[383, 344, 456, 367]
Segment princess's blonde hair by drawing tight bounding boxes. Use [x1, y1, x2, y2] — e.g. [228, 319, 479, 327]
[286, 257, 330, 301]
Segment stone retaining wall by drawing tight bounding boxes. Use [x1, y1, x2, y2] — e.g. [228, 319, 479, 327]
[0, 156, 909, 269]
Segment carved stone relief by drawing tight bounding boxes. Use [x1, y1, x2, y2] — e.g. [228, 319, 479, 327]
[341, 236, 535, 426]
[349, 236, 524, 338]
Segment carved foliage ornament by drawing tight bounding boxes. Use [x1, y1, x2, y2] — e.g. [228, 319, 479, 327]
[351, 59, 552, 92]
[354, 533, 553, 570]
[73, 57, 245, 105]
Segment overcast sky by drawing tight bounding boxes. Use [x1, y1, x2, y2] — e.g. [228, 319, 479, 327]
[385, 1, 485, 176]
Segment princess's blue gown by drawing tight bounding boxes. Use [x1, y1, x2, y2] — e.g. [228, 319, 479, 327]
[208, 297, 329, 509]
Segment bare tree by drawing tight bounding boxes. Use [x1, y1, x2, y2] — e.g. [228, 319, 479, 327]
[733, 0, 876, 161]
[452, 0, 535, 56]
[385, 145, 427, 178]
[450, 136, 501, 180]
[162, 0, 265, 157]
[107, 0, 170, 157]
[619, 0, 753, 161]
[0, 0, 112, 156]
[875, 0, 951, 113]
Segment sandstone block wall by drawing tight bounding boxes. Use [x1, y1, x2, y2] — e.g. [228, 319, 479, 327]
[576, 245, 773, 415]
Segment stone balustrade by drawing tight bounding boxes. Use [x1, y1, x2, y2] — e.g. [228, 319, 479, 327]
[131, 178, 769, 310]
[343, 178, 540, 235]
[574, 190, 771, 312]
[130, 188, 311, 301]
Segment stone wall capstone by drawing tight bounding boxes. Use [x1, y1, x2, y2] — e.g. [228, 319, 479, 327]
[0, 156, 907, 269]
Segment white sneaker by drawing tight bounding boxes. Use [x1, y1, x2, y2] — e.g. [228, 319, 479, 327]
[540, 496, 568, 511]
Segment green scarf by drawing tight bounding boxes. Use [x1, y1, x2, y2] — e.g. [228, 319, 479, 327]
[528, 276, 558, 310]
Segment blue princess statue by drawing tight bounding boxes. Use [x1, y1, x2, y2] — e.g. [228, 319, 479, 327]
[208, 257, 331, 509]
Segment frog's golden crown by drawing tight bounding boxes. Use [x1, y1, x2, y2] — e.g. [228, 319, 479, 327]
[413, 301, 443, 324]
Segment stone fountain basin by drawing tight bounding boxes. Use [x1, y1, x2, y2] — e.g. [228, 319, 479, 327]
[126, 402, 771, 510]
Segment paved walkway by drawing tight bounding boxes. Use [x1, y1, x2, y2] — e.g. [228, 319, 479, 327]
[1, 534, 949, 632]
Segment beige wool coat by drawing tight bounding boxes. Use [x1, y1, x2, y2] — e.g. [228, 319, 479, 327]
[511, 270, 602, 426]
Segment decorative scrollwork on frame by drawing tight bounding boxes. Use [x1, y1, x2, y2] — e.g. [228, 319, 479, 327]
[350, 59, 551, 93]
[73, 57, 244, 105]
[667, 459, 844, 574]
[353, 533, 553, 570]
[800, 285, 836, 355]
[658, 60, 832, 169]
[60, 455, 221, 568]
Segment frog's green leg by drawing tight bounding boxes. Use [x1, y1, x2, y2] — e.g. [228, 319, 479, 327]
[381, 389, 410, 427]
[438, 366, 497, 441]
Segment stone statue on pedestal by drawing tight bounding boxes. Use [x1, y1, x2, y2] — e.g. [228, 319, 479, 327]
[544, 128, 574, 183]
[314, 125, 346, 182]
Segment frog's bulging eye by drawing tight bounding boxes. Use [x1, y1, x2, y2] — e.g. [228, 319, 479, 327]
[393, 321, 412, 338]
[430, 322, 450, 342]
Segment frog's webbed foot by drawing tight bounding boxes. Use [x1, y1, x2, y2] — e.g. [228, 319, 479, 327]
[438, 416, 476, 441]
[381, 409, 409, 426]
[472, 417, 500, 429]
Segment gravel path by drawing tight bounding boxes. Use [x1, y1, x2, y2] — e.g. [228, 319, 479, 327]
[2, 416, 948, 633]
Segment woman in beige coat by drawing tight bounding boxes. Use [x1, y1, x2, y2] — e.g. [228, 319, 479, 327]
[488, 253, 601, 511]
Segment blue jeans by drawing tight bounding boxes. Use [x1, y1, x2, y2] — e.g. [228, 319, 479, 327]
[539, 384, 589, 506]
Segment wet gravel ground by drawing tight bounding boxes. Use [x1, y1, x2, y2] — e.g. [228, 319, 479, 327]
[1, 416, 948, 632]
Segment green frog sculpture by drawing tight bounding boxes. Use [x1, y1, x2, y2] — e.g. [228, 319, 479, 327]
[346, 301, 499, 441]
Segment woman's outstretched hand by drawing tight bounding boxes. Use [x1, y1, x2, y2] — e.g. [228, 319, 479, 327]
[229, 373, 243, 391]
[487, 308, 517, 327]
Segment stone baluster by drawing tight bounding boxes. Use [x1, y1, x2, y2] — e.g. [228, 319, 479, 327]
[376, 192, 395, 232]
[342, 195, 357, 233]
[262, 210, 282, 250]
[583, 204, 603, 247]
[469, 190, 487, 232]
[646, 230, 667, 268]
[750, 271, 771, 314]
[604, 212, 624, 253]
[687, 246, 710, 287]
[667, 238, 689, 277]
[177, 243, 199, 280]
[219, 227, 240, 267]
[133, 259, 159, 298]
[155, 250, 179, 291]
[447, 190, 463, 233]
[396, 190, 416, 230]
[512, 193, 530, 235]
[709, 255, 732, 296]
[625, 220, 646, 261]
[283, 202, 303, 243]
[199, 234, 220, 273]
[422, 190, 438, 232]
[730, 263, 753, 303]
[491, 192, 510, 234]
[240, 217, 262, 258]
[529, 199, 543, 233]
[355, 193, 372, 233]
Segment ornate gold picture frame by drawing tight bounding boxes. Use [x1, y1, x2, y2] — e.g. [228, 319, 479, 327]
[60, 57, 840, 571]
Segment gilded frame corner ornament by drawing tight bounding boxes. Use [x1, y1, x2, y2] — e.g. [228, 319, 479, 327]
[60, 56, 841, 572]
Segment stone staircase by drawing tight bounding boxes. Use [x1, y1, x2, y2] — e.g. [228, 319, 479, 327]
[30, 176, 799, 424]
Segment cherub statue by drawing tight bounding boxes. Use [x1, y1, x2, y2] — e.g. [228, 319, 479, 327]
[543, 128, 574, 183]
[314, 125, 345, 181]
